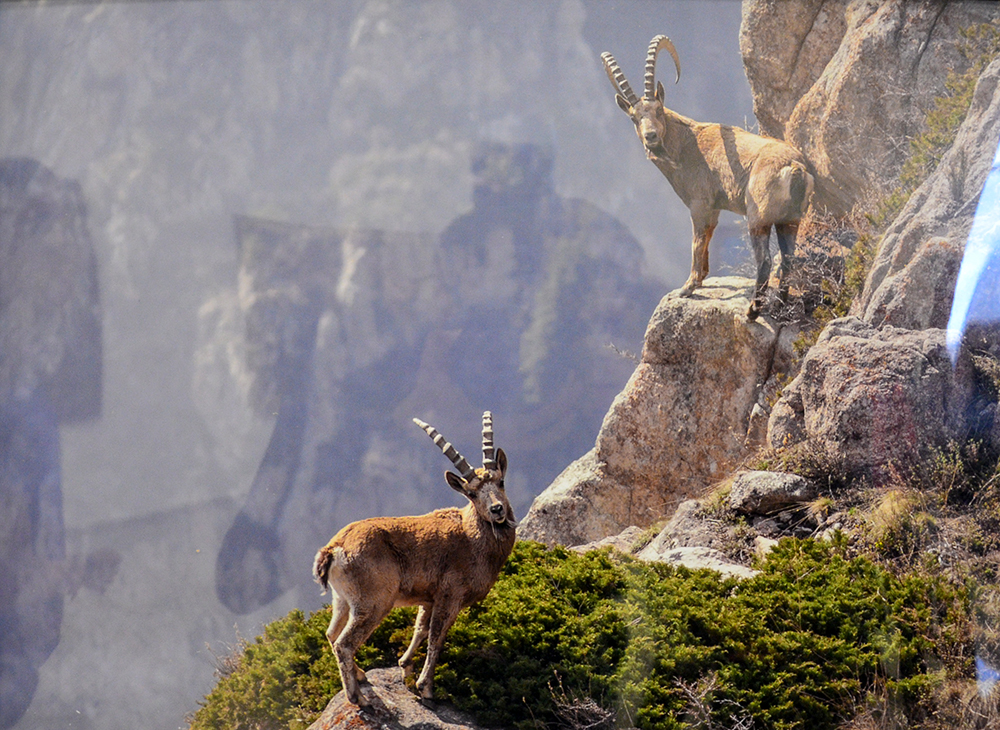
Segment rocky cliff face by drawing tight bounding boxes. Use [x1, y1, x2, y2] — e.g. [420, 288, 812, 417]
[765, 51, 1000, 476]
[856, 55, 1000, 326]
[740, 0, 997, 215]
[768, 319, 980, 477]
[524, 1, 1000, 566]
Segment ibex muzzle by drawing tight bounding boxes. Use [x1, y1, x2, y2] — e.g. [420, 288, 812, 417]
[603, 35, 814, 320]
[312, 412, 515, 707]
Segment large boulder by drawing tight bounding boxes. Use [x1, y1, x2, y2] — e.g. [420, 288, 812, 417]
[740, 0, 997, 214]
[519, 277, 798, 546]
[636, 545, 758, 580]
[728, 470, 818, 515]
[767, 317, 976, 480]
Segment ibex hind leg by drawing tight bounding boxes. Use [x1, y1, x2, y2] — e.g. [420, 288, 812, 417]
[326, 594, 367, 682]
[747, 225, 772, 321]
[325, 593, 350, 650]
[333, 604, 388, 706]
[775, 222, 798, 303]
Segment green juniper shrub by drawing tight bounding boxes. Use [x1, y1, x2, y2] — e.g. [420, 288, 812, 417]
[190, 540, 974, 730]
[435, 543, 632, 727]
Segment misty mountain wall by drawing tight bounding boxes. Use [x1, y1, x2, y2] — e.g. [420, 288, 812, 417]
[0, 2, 754, 729]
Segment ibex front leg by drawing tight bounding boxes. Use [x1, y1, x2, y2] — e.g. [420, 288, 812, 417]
[679, 209, 719, 297]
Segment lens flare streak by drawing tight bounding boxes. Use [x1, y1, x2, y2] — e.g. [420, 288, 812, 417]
[947, 139, 1000, 364]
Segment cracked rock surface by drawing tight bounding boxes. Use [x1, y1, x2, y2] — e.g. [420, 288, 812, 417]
[520, 277, 799, 547]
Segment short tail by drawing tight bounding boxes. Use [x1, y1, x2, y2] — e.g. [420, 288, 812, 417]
[312, 546, 337, 594]
[783, 162, 814, 213]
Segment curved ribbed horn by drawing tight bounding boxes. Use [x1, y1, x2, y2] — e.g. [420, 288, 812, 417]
[644, 35, 681, 99]
[481, 411, 496, 469]
[600, 51, 639, 107]
[413, 418, 475, 479]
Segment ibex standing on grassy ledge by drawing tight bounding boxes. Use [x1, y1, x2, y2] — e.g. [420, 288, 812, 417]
[312, 412, 515, 707]
[603, 35, 814, 320]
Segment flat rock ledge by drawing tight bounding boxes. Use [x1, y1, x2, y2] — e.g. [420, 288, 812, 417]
[636, 545, 758, 580]
[728, 470, 817, 514]
[570, 510, 757, 581]
[307, 667, 485, 730]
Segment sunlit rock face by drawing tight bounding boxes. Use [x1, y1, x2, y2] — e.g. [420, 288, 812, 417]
[208, 143, 662, 614]
[856, 57, 1000, 327]
[519, 277, 799, 547]
[740, 0, 997, 215]
[0, 159, 102, 729]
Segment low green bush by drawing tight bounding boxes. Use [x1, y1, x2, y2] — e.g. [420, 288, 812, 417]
[189, 540, 972, 730]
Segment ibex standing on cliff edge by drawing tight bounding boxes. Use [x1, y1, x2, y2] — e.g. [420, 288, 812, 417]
[313, 412, 515, 707]
[603, 35, 814, 320]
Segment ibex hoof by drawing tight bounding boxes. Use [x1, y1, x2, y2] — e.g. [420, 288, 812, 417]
[746, 303, 761, 321]
[346, 690, 369, 707]
[419, 697, 437, 710]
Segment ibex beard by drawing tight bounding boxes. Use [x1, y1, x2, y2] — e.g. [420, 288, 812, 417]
[312, 412, 516, 707]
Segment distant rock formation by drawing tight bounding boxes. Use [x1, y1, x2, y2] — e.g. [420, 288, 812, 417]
[518, 277, 800, 547]
[210, 142, 662, 614]
[0, 159, 103, 729]
[740, 0, 997, 215]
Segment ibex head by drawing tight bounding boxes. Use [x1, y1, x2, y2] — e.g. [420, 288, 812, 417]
[413, 411, 514, 526]
[602, 35, 681, 157]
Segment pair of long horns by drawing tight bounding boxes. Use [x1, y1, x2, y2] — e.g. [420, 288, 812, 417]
[413, 411, 496, 479]
[602, 34, 681, 104]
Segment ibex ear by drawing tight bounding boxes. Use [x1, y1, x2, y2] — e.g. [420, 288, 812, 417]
[445, 471, 468, 494]
[656, 81, 665, 102]
[496, 448, 507, 477]
[615, 94, 631, 114]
